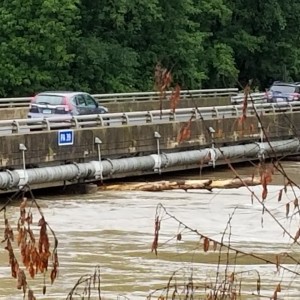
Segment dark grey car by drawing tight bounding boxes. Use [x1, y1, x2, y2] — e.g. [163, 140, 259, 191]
[265, 82, 300, 103]
[28, 91, 108, 119]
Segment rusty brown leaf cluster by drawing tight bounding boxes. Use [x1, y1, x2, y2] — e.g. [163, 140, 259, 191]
[259, 164, 274, 200]
[293, 228, 300, 243]
[154, 63, 183, 125]
[3, 214, 19, 278]
[177, 118, 192, 144]
[272, 283, 281, 299]
[151, 203, 300, 299]
[170, 84, 181, 112]
[277, 185, 300, 221]
[154, 62, 173, 116]
[147, 81, 300, 299]
[237, 83, 250, 125]
[154, 62, 172, 95]
[202, 236, 218, 252]
[155, 63, 193, 144]
[2, 192, 59, 299]
[151, 216, 161, 256]
[2, 204, 37, 299]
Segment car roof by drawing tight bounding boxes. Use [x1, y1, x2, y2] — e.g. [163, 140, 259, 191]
[36, 91, 87, 97]
[272, 81, 300, 87]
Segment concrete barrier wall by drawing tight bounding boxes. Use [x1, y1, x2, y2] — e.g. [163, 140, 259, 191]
[105, 96, 231, 112]
[0, 97, 231, 120]
[1, 108, 28, 120]
[0, 111, 297, 170]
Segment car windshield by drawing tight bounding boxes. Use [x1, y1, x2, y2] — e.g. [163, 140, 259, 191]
[35, 95, 64, 105]
[270, 85, 296, 93]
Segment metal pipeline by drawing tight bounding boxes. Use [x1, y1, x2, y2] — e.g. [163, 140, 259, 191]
[0, 139, 299, 190]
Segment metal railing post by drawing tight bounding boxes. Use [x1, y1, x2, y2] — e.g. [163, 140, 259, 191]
[95, 137, 103, 181]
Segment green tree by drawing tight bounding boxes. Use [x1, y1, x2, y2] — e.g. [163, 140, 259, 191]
[75, 0, 208, 92]
[192, 0, 238, 88]
[2, 0, 300, 95]
[132, 0, 207, 90]
[219, 0, 300, 88]
[0, 0, 80, 96]
[72, 0, 146, 93]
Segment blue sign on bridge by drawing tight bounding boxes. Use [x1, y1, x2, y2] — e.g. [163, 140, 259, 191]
[58, 130, 74, 146]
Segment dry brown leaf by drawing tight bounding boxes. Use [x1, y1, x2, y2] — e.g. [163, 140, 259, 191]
[170, 84, 181, 112]
[257, 278, 261, 295]
[203, 237, 210, 252]
[213, 241, 218, 251]
[294, 198, 299, 209]
[176, 233, 182, 241]
[294, 228, 300, 243]
[177, 119, 192, 144]
[286, 203, 290, 218]
[276, 283, 281, 292]
[28, 290, 36, 300]
[17, 269, 27, 292]
[278, 190, 283, 202]
[262, 187, 268, 200]
[275, 255, 280, 272]
[151, 216, 160, 256]
[20, 197, 27, 210]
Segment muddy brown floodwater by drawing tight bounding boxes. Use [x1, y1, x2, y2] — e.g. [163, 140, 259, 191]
[1, 161, 300, 299]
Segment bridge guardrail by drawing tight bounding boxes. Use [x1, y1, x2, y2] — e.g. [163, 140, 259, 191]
[94, 88, 239, 103]
[0, 101, 299, 134]
[231, 92, 266, 104]
[0, 88, 238, 108]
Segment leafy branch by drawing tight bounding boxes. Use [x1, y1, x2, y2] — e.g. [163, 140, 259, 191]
[1, 185, 59, 299]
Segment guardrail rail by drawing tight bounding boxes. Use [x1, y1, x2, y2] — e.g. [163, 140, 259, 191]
[230, 92, 266, 104]
[0, 88, 238, 108]
[0, 101, 299, 134]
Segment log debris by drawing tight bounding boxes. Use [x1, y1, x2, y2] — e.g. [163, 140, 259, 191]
[99, 176, 261, 192]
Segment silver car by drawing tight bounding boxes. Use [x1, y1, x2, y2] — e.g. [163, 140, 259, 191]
[28, 91, 108, 118]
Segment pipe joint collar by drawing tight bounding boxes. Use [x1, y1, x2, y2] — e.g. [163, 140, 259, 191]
[5, 169, 16, 189]
[255, 142, 265, 160]
[90, 161, 103, 180]
[150, 154, 162, 172]
[208, 148, 217, 168]
[72, 162, 81, 180]
[15, 169, 28, 188]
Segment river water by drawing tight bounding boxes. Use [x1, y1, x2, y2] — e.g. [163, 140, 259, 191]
[1, 162, 300, 299]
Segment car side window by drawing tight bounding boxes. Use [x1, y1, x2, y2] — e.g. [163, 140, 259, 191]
[76, 95, 86, 107]
[84, 94, 97, 108]
[70, 96, 77, 106]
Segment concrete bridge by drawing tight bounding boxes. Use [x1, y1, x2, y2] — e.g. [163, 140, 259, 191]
[0, 91, 299, 193]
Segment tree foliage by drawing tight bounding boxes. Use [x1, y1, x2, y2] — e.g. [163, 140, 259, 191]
[0, 0, 79, 96]
[0, 0, 300, 96]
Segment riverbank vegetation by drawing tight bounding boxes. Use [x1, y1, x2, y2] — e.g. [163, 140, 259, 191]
[0, 0, 300, 96]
